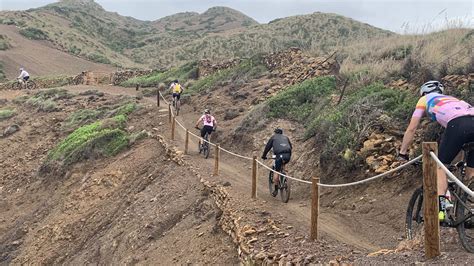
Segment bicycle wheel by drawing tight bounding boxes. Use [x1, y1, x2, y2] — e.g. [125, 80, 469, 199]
[280, 174, 291, 203]
[11, 82, 21, 90]
[204, 142, 210, 159]
[268, 170, 276, 196]
[406, 186, 424, 240]
[456, 181, 474, 253]
[27, 81, 37, 90]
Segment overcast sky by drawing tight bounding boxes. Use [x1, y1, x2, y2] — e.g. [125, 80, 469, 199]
[1, 0, 473, 33]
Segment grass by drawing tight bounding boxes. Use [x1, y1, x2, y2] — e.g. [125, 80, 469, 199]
[23, 88, 74, 112]
[120, 62, 198, 87]
[0, 109, 15, 120]
[0, 34, 11, 50]
[62, 109, 102, 130]
[19, 27, 49, 40]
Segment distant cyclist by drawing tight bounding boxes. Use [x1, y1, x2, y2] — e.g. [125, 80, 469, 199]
[169, 79, 184, 109]
[195, 109, 217, 146]
[17, 67, 30, 89]
[262, 128, 292, 197]
[399, 80, 474, 221]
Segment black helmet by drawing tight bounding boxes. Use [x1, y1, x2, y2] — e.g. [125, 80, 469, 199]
[174, 79, 179, 83]
[274, 128, 283, 134]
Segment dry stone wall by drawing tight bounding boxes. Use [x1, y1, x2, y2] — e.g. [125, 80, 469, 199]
[110, 69, 154, 85]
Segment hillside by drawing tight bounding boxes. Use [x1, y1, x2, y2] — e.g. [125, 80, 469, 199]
[0, 0, 393, 69]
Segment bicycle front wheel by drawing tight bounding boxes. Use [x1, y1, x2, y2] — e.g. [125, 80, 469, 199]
[11, 82, 21, 90]
[406, 186, 424, 240]
[456, 181, 474, 253]
[280, 175, 290, 203]
[268, 170, 276, 195]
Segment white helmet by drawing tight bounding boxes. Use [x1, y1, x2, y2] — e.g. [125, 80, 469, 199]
[19, 67, 24, 71]
[420, 80, 444, 96]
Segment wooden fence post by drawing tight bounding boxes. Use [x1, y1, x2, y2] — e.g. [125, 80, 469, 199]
[214, 144, 220, 176]
[252, 156, 257, 198]
[185, 129, 189, 154]
[168, 103, 172, 123]
[311, 177, 320, 240]
[171, 117, 176, 140]
[422, 142, 440, 258]
[157, 90, 160, 107]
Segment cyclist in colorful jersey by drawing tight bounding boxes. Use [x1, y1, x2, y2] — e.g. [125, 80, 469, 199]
[399, 80, 474, 221]
[169, 79, 183, 108]
[262, 128, 292, 197]
[195, 109, 217, 145]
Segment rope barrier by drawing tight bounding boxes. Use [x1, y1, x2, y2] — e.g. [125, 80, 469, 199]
[158, 91, 169, 105]
[429, 151, 474, 198]
[219, 146, 253, 161]
[158, 88, 422, 188]
[317, 155, 422, 188]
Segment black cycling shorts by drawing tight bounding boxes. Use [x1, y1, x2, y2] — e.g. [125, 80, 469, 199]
[23, 76, 29, 81]
[439, 116, 474, 167]
[275, 152, 291, 172]
[172, 93, 181, 100]
[201, 125, 213, 138]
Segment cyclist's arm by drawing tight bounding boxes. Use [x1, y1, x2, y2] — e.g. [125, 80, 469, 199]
[262, 138, 273, 158]
[195, 116, 203, 128]
[400, 115, 422, 155]
[288, 137, 293, 150]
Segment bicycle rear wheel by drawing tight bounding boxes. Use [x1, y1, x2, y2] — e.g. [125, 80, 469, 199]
[27, 80, 37, 90]
[204, 143, 210, 159]
[456, 181, 474, 253]
[406, 186, 424, 240]
[280, 175, 290, 203]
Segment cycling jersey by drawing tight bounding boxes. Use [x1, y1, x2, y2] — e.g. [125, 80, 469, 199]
[18, 70, 29, 79]
[199, 114, 216, 127]
[171, 83, 182, 94]
[412, 93, 474, 128]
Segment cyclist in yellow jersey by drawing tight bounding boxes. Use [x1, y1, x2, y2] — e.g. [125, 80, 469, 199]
[169, 79, 184, 110]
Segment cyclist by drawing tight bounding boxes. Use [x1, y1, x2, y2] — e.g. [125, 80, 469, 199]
[399, 80, 474, 221]
[169, 79, 184, 109]
[17, 67, 30, 89]
[195, 109, 217, 148]
[262, 128, 292, 197]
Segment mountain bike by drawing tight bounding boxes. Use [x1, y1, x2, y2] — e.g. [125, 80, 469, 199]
[405, 142, 474, 253]
[268, 155, 291, 203]
[11, 79, 37, 90]
[172, 95, 181, 116]
[196, 127, 211, 159]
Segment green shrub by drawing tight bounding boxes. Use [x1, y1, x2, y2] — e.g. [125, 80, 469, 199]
[120, 62, 198, 87]
[87, 53, 111, 64]
[19, 27, 48, 40]
[0, 35, 11, 50]
[25, 97, 57, 112]
[62, 109, 102, 130]
[0, 109, 15, 120]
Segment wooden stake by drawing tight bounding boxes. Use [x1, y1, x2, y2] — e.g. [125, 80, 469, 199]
[171, 118, 176, 140]
[251, 156, 257, 198]
[311, 177, 320, 240]
[168, 103, 172, 123]
[185, 129, 189, 154]
[157, 90, 160, 107]
[422, 142, 440, 259]
[214, 144, 220, 176]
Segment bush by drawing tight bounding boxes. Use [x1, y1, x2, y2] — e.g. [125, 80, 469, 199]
[0, 109, 15, 120]
[0, 35, 11, 50]
[25, 98, 57, 112]
[87, 53, 112, 64]
[62, 109, 102, 130]
[19, 27, 48, 40]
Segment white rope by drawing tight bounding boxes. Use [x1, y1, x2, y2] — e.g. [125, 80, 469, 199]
[429, 151, 474, 198]
[175, 119, 187, 130]
[219, 146, 253, 161]
[188, 129, 216, 146]
[317, 155, 422, 187]
[256, 160, 312, 184]
[159, 91, 169, 105]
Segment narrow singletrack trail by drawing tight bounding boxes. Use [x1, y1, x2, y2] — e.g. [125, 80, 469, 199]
[34, 85, 381, 251]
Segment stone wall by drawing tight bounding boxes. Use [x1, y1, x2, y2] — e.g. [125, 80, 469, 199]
[110, 69, 154, 85]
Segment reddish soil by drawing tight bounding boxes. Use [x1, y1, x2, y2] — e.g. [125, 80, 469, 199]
[1, 85, 473, 264]
[0, 25, 114, 80]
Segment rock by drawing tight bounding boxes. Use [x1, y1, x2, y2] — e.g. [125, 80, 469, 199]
[224, 109, 239, 121]
[255, 252, 266, 260]
[222, 181, 231, 187]
[243, 229, 256, 236]
[3, 124, 20, 137]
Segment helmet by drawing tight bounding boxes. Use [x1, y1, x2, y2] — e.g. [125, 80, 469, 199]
[274, 128, 283, 134]
[174, 79, 179, 83]
[204, 109, 210, 114]
[420, 80, 444, 96]
[19, 67, 24, 71]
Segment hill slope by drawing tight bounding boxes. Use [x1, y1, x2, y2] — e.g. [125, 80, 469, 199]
[0, 0, 394, 69]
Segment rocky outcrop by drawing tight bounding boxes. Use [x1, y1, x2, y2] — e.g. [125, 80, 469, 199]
[442, 73, 474, 89]
[264, 47, 339, 85]
[110, 70, 154, 85]
[198, 58, 241, 78]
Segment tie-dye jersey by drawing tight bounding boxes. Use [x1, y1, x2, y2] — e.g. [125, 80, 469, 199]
[412, 93, 474, 127]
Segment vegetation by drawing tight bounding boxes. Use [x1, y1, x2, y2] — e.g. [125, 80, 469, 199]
[0, 109, 16, 120]
[0, 35, 11, 50]
[21, 88, 73, 112]
[19, 27, 49, 40]
[0, 62, 6, 81]
[120, 62, 198, 87]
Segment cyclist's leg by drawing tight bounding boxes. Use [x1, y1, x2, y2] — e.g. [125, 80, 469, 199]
[177, 93, 181, 109]
[274, 155, 283, 186]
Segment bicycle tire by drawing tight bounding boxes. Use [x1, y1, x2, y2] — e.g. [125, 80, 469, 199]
[11, 82, 21, 90]
[27, 81, 37, 90]
[204, 142, 210, 159]
[280, 174, 290, 203]
[406, 186, 424, 240]
[268, 170, 276, 196]
[456, 181, 474, 253]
